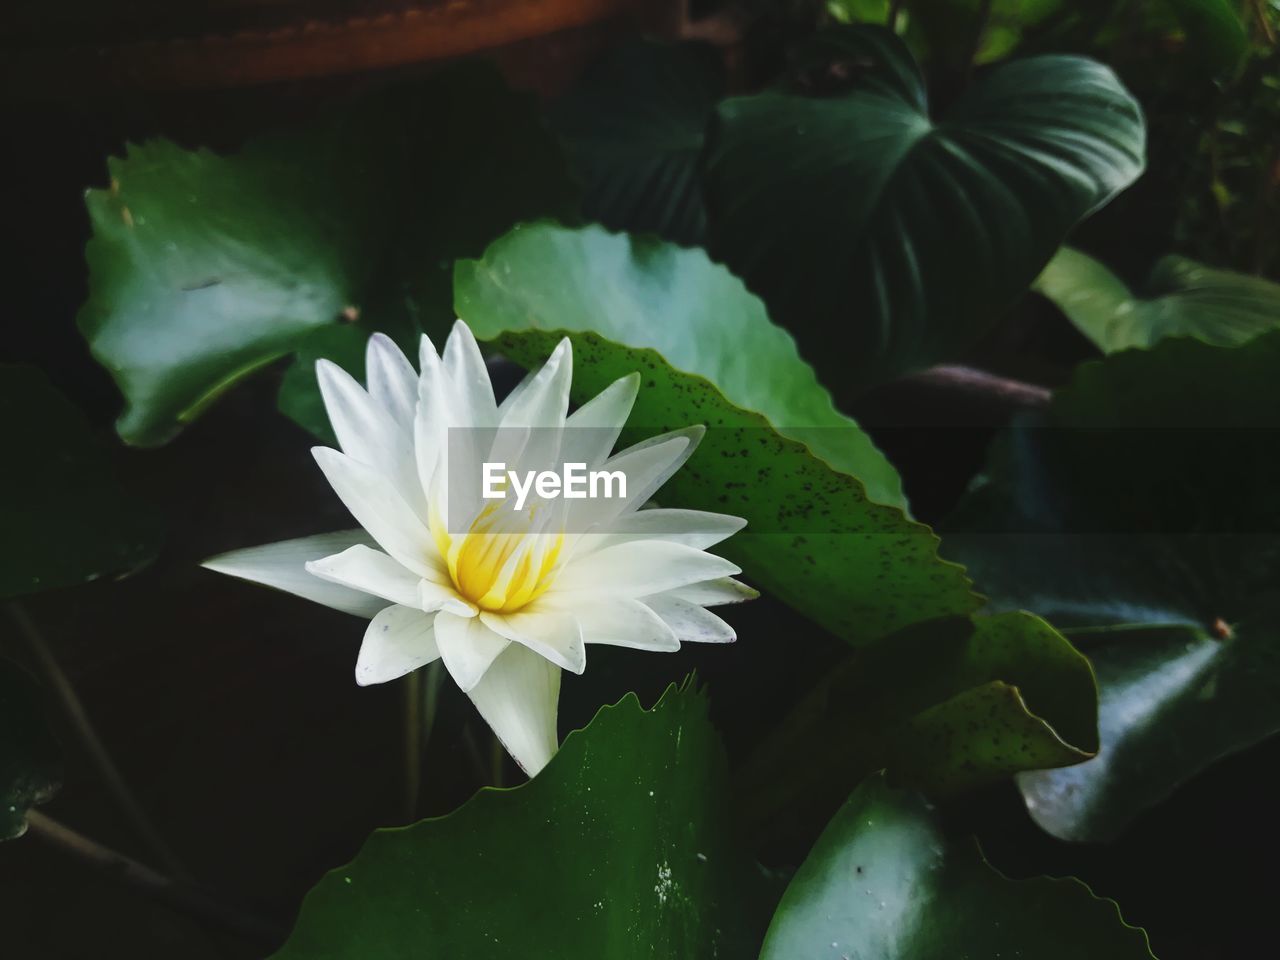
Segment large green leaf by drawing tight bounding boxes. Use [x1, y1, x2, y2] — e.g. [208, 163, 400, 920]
[270, 683, 774, 959]
[738, 611, 1097, 828]
[0, 364, 163, 599]
[944, 332, 1280, 840]
[549, 40, 721, 247]
[1, 659, 60, 841]
[79, 64, 575, 446]
[455, 223, 982, 645]
[1035, 246, 1280, 353]
[759, 773, 1154, 959]
[703, 25, 1145, 392]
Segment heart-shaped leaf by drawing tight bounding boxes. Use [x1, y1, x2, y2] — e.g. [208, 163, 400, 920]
[79, 64, 575, 446]
[1035, 246, 1280, 353]
[455, 223, 982, 646]
[1, 659, 60, 841]
[270, 682, 775, 959]
[738, 611, 1097, 831]
[944, 331, 1280, 840]
[703, 25, 1145, 392]
[759, 772, 1154, 959]
[549, 39, 722, 246]
[0, 364, 163, 599]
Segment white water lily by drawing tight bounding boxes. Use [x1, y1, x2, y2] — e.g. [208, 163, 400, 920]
[203, 321, 753, 775]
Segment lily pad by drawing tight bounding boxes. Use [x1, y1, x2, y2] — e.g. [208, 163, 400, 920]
[270, 682, 774, 959]
[703, 24, 1145, 392]
[79, 64, 575, 446]
[0, 364, 163, 599]
[455, 222, 982, 646]
[737, 612, 1097, 829]
[759, 772, 1155, 959]
[1, 658, 61, 841]
[1034, 246, 1280, 353]
[945, 331, 1280, 840]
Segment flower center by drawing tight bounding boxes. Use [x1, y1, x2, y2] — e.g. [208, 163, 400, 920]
[435, 502, 563, 613]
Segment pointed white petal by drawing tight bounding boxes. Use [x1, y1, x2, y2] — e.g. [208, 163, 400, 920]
[560, 373, 640, 467]
[466, 642, 561, 776]
[497, 337, 572, 431]
[434, 611, 510, 691]
[553, 541, 740, 598]
[415, 335, 450, 517]
[481, 608, 585, 674]
[605, 425, 704, 510]
[643, 594, 736, 643]
[594, 508, 746, 550]
[366, 333, 418, 428]
[668, 577, 759, 607]
[305, 544, 422, 608]
[443, 320, 498, 429]
[419, 580, 478, 617]
[316, 359, 426, 520]
[202, 531, 383, 617]
[356, 605, 441, 686]
[312, 447, 440, 580]
[564, 598, 679, 651]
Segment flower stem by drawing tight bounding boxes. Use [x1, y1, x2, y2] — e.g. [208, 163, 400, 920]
[6, 601, 190, 881]
[24, 810, 283, 946]
[403, 669, 422, 821]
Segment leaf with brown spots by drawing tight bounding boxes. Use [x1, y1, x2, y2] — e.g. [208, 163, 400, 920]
[455, 222, 980, 645]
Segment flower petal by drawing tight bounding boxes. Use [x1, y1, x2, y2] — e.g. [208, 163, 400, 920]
[497, 337, 572, 431]
[643, 594, 736, 643]
[356, 605, 441, 686]
[442, 320, 498, 429]
[668, 577, 759, 607]
[595, 508, 746, 550]
[560, 372, 639, 467]
[553, 540, 740, 599]
[365, 333, 418, 429]
[481, 607, 585, 674]
[562, 598, 679, 652]
[316, 359, 426, 521]
[604, 425, 704, 511]
[312, 447, 441, 581]
[201, 530, 384, 617]
[305, 544, 422, 608]
[419, 580, 478, 618]
[465, 642, 561, 776]
[434, 610, 510, 691]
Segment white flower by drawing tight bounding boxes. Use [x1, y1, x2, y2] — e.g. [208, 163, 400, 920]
[204, 321, 753, 775]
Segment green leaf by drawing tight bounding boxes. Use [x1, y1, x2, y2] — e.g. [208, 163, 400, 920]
[79, 64, 575, 446]
[1035, 247, 1280, 353]
[703, 25, 1145, 393]
[759, 773, 1155, 960]
[738, 612, 1097, 827]
[549, 40, 722, 246]
[455, 222, 982, 645]
[1, 658, 60, 841]
[270, 682, 775, 959]
[944, 331, 1280, 840]
[0, 364, 163, 599]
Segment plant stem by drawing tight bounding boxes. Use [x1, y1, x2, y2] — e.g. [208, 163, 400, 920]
[904, 364, 1052, 406]
[489, 734, 505, 788]
[6, 601, 190, 881]
[24, 810, 284, 947]
[403, 669, 422, 821]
